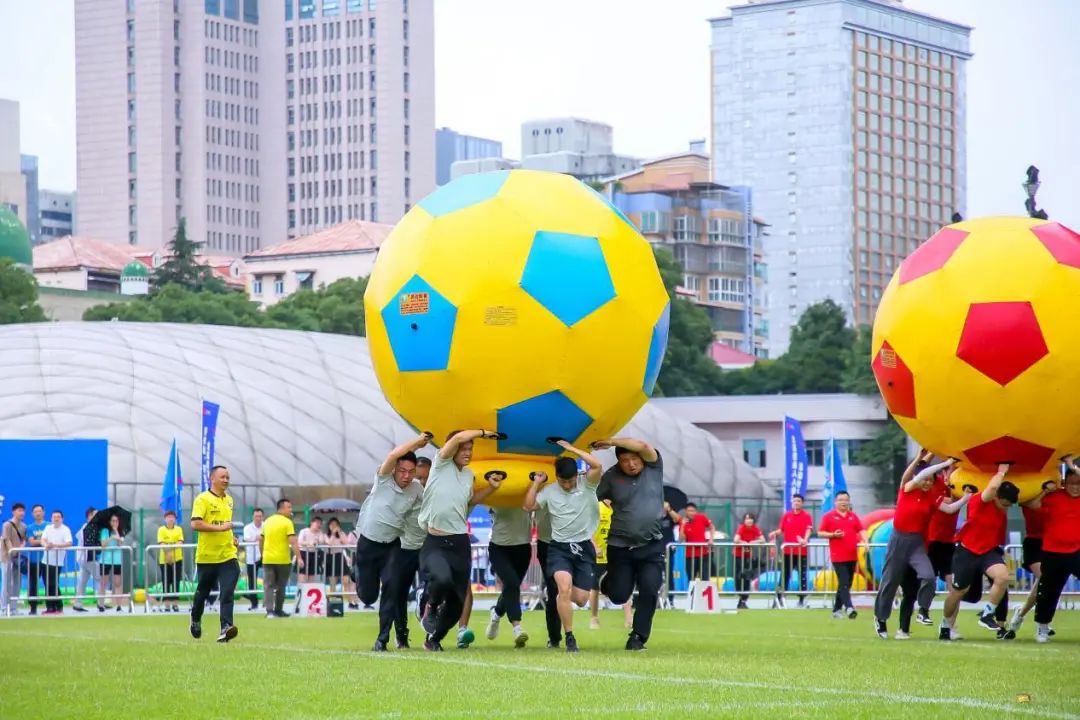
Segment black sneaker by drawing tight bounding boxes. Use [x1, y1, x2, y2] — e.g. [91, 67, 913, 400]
[938, 624, 951, 641]
[625, 632, 647, 651]
[997, 628, 1016, 641]
[274, 611, 290, 618]
[72, 606, 87, 613]
[217, 625, 239, 643]
[847, 608, 858, 620]
[396, 629, 410, 649]
[736, 600, 748, 610]
[420, 603, 438, 635]
[977, 612, 999, 631]
[348, 603, 360, 610]
[916, 610, 933, 626]
[546, 639, 561, 649]
[1049, 628, 1056, 637]
[190, 621, 202, 639]
[565, 633, 579, 653]
[372, 639, 389, 652]
[97, 605, 106, 613]
[424, 635, 443, 652]
[874, 619, 888, 639]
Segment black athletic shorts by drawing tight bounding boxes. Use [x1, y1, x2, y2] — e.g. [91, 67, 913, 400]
[546, 540, 597, 591]
[100, 564, 122, 577]
[927, 541, 955, 580]
[952, 545, 1005, 591]
[1022, 537, 1043, 572]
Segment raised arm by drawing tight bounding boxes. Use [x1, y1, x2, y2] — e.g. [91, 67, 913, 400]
[903, 457, 956, 493]
[470, 470, 504, 506]
[522, 472, 548, 512]
[981, 464, 1010, 503]
[379, 432, 432, 476]
[901, 450, 932, 484]
[439, 429, 498, 460]
[592, 437, 658, 464]
[939, 490, 974, 515]
[1023, 480, 1059, 510]
[555, 439, 603, 483]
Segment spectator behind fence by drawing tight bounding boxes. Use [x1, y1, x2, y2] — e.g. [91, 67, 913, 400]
[242, 509, 264, 612]
[261, 498, 303, 618]
[73, 507, 103, 613]
[733, 513, 766, 609]
[100, 514, 128, 612]
[298, 517, 324, 584]
[324, 517, 349, 595]
[679, 503, 716, 582]
[41, 510, 73, 615]
[26, 504, 47, 615]
[1, 503, 27, 615]
[157, 511, 184, 612]
[818, 492, 867, 620]
[769, 494, 814, 608]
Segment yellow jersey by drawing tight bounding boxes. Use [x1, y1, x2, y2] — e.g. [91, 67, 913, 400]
[157, 525, 184, 564]
[192, 490, 237, 564]
[260, 513, 296, 565]
[593, 502, 613, 563]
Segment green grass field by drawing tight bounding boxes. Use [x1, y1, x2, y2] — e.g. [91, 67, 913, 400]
[1, 609, 1078, 720]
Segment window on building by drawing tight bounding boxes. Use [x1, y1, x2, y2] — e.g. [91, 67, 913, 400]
[742, 439, 766, 469]
[323, 0, 340, 15]
[296, 271, 314, 291]
[128, 152, 137, 173]
[273, 276, 285, 295]
[300, 0, 316, 19]
[127, 19, 135, 42]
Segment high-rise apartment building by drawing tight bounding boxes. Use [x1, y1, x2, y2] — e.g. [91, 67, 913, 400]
[0, 99, 28, 226]
[39, 190, 76, 241]
[711, 0, 970, 355]
[75, 0, 432, 255]
[20, 155, 40, 244]
[435, 127, 502, 186]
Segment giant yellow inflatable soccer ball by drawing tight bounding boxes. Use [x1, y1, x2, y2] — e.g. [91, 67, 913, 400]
[872, 217, 1080, 501]
[364, 170, 670, 505]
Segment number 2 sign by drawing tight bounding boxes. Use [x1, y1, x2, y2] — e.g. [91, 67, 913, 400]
[687, 580, 721, 614]
[297, 583, 326, 617]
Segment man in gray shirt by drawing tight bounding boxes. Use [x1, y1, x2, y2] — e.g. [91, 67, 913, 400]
[594, 437, 664, 652]
[524, 439, 602, 653]
[484, 504, 533, 648]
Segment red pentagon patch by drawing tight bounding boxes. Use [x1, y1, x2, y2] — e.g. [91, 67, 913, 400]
[1031, 222, 1080, 270]
[956, 302, 1048, 386]
[898, 227, 969, 285]
[871, 341, 916, 418]
[963, 436, 1055, 474]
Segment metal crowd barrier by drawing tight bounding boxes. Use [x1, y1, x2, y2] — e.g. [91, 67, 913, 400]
[4, 546, 135, 616]
[468, 541, 545, 603]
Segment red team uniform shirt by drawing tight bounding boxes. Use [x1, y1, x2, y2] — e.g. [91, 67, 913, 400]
[1041, 492, 1080, 554]
[956, 494, 1007, 555]
[777, 511, 814, 556]
[1021, 505, 1048, 540]
[893, 478, 948, 534]
[818, 510, 863, 563]
[680, 514, 713, 558]
[926, 503, 960, 544]
[734, 524, 763, 558]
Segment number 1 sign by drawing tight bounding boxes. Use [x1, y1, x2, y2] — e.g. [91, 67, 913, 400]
[296, 583, 326, 617]
[686, 580, 722, 614]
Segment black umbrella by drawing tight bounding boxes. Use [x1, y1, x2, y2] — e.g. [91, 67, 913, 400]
[311, 498, 364, 513]
[87, 505, 133, 539]
[664, 485, 689, 512]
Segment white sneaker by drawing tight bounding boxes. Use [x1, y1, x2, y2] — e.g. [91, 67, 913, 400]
[831, 610, 844, 620]
[895, 630, 910, 640]
[1036, 623, 1050, 643]
[1008, 607, 1024, 633]
[950, 628, 963, 641]
[485, 609, 500, 640]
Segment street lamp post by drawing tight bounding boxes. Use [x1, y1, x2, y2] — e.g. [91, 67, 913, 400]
[1023, 165, 1049, 220]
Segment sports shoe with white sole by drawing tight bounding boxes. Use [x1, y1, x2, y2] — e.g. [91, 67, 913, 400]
[1036, 623, 1051, 643]
[513, 625, 529, 648]
[485, 609, 500, 640]
[1008, 607, 1024, 633]
[895, 630, 911, 640]
[216, 625, 238, 643]
[456, 627, 475, 649]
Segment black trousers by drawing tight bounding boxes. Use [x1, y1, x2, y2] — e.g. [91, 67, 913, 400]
[536, 541, 561, 645]
[378, 546, 420, 643]
[245, 561, 262, 608]
[833, 560, 856, 612]
[419, 534, 471, 643]
[780, 554, 808, 600]
[603, 540, 665, 642]
[28, 561, 42, 612]
[161, 562, 182, 602]
[355, 535, 400, 606]
[734, 556, 759, 602]
[490, 543, 532, 623]
[1035, 550, 1080, 624]
[44, 565, 62, 612]
[191, 560, 240, 630]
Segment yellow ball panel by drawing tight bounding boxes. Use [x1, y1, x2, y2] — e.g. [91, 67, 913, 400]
[469, 456, 556, 508]
[364, 208, 436, 305]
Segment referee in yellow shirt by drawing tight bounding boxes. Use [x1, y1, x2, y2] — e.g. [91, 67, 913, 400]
[190, 466, 240, 642]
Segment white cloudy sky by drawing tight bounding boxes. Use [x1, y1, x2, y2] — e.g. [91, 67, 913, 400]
[1, 0, 1076, 226]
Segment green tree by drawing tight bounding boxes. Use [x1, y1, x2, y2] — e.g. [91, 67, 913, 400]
[782, 299, 855, 393]
[84, 283, 264, 325]
[152, 219, 226, 293]
[0, 257, 47, 323]
[841, 325, 879, 395]
[652, 247, 724, 396]
[266, 277, 368, 335]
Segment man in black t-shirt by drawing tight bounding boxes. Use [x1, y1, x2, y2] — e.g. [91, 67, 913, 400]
[594, 437, 664, 651]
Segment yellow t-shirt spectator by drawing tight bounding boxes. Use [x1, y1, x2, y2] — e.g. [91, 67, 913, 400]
[261, 513, 296, 565]
[192, 490, 237, 564]
[593, 501, 613, 564]
[157, 525, 184, 564]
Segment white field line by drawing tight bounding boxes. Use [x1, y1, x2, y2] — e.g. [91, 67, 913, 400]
[1, 629, 1077, 719]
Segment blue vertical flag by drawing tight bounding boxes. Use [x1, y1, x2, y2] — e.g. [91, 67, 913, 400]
[200, 400, 221, 492]
[822, 438, 849, 512]
[159, 440, 184, 523]
[783, 416, 808, 512]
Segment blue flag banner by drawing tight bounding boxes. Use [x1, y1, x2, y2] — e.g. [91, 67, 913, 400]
[783, 416, 808, 512]
[201, 400, 220, 492]
[823, 438, 848, 512]
[159, 439, 184, 523]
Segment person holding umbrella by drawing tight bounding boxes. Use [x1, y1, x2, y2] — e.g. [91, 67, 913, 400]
[189, 465, 241, 643]
[99, 514, 129, 612]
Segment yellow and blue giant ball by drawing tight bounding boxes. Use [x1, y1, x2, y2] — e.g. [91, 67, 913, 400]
[365, 170, 670, 505]
[871, 217, 1080, 501]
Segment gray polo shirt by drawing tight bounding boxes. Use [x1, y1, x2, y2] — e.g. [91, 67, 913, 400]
[357, 472, 423, 544]
[418, 454, 474, 535]
[596, 452, 664, 548]
[536, 476, 600, 543]
[490, 507, 532, 546]
[399, 491, 426, 551]
[534, 505, 553, 543]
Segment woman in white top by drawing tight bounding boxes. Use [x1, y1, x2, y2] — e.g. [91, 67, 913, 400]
[41, 510, 73, 614]
[324, 517, 349, 593]
[297, 517, 325, 584]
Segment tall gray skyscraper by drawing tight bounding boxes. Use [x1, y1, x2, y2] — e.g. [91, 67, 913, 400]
[711, 0, 970, 355]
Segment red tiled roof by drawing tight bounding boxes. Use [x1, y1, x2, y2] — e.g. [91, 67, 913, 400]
[247, 220, 392, 259]
[33, 236, 139, 273]
[709, 341, 758, 367]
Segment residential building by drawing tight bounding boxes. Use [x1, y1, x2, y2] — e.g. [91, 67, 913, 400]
[520, 118, 639, 181]
[711, 0, 971, 355]
[0, 99, 28, 226]
[244, 219, 390, 305]
[608, 147, 769, 356]
[39, 190, 75, 241]
[449, 157, 518, 180]
[74, 0, 432, 255]
[21, 155, 40, 244]
[435, 127, 502, 185]
[652, 393, 891, 511]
